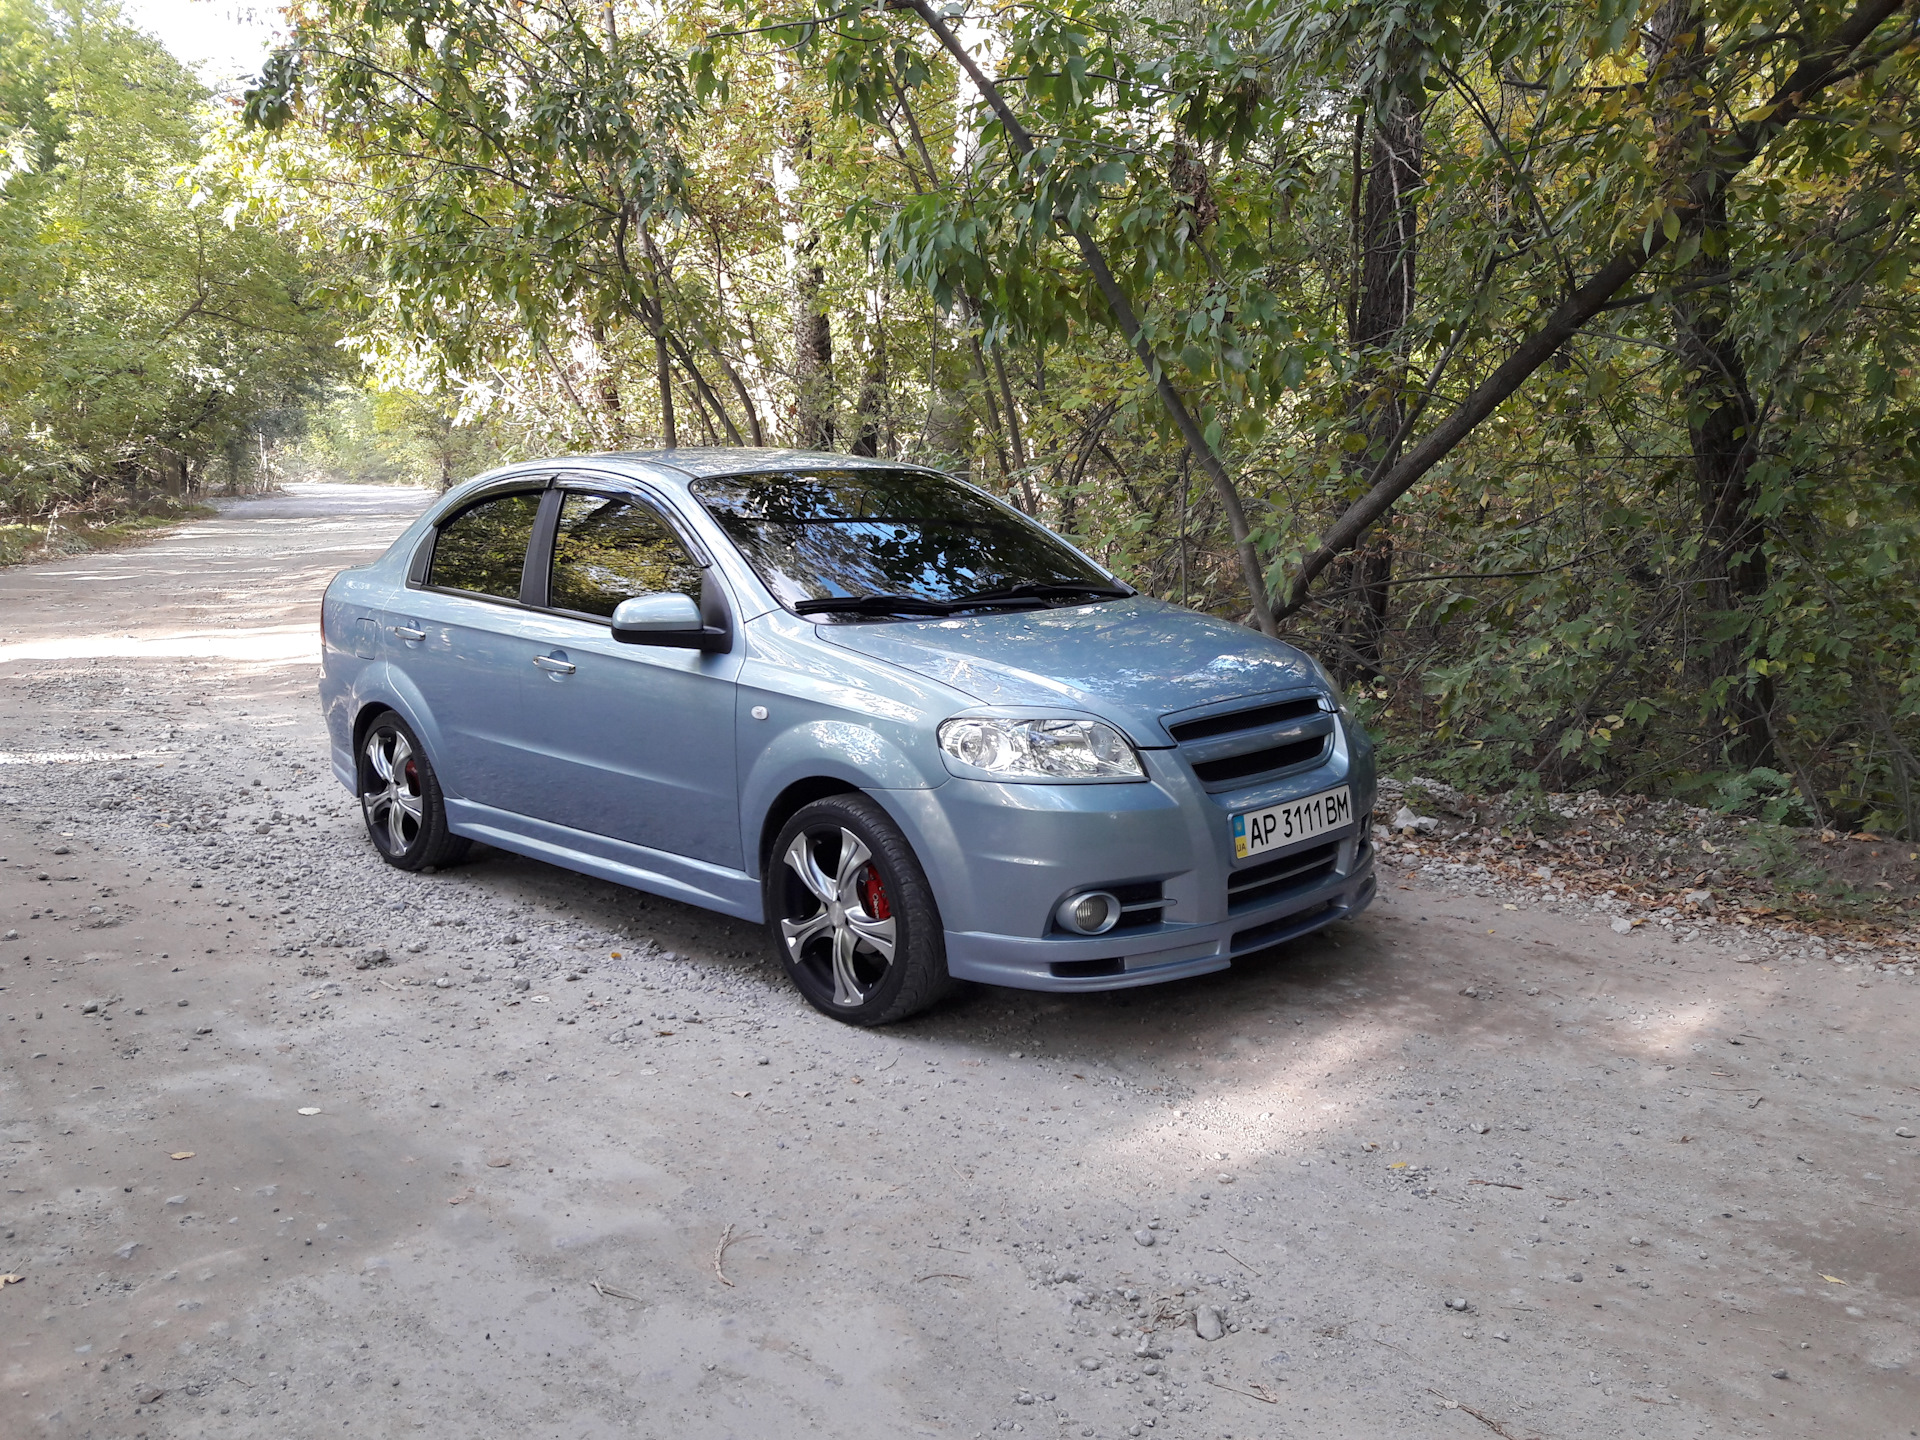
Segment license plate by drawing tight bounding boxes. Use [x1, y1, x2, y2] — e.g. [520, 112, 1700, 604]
[1232, 785, 1353, 859]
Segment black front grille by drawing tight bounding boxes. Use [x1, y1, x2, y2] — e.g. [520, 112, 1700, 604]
[1166, 697, 1321, 744]
[1165, 693, 1336, 791]
[1108, 880, 1166, 931]
[1190, 736, 1327, 786]
[1228, 839, 1339, 913]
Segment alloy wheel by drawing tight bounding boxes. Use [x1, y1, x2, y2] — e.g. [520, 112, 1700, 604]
[778, 826, 897, 1007]
[363, 727, 425, 854]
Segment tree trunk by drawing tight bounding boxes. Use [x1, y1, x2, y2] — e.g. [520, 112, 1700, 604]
[654, 330, 677, 448]
[963, 322, 1012, 486]
[922, 323, 973, 462]
[1650, 0, 1775, 768]
[851, 323, 887, 458]
[791, 244, 835, 449]
[1329, 90, 1421, 686]
[663, 331, 746, 445]
[1680, 191, 1774, 767]
[716, 351, 766, 446]
[590, 324, 625, 449]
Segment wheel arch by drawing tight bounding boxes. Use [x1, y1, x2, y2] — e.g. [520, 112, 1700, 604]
[757, 776, 863, 879]
[350, 701, 398, 775]
[343, 665, 450, 795]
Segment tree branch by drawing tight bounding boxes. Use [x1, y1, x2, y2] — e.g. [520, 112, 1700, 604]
[1273, 0, 1913, 622]
[890, 0, 1278, 635]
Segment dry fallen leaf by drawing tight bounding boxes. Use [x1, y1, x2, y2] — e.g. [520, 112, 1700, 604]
[296, 1107, 322, 1116]
[485, 1155, 512, 1168]
[169, 1151, 194, 1161]
[1822, 1274, 1848, 1285]
[731, 1090, 751, 1098]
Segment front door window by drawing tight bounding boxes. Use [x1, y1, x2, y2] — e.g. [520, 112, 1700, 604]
[549, 493, 704, 617]
[513, 487, 741, 868]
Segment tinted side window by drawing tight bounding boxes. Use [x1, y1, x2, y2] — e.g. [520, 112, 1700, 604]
[549, 493, 704, 618]
[428, 491, 543, 600]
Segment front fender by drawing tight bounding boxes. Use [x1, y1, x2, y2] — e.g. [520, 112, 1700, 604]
[738, 717, 946, 879]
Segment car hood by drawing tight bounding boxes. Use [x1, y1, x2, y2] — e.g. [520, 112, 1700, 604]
[816, 597, 1323, 745]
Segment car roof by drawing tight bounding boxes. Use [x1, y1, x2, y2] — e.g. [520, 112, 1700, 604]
[465, 448, 933, 493]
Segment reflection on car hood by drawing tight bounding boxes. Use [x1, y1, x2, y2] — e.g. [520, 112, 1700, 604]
[817, 597, 1322, 744]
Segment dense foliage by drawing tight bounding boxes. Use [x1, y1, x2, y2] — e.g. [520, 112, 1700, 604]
[0, 0, 342, 514]
[18, 0, 1920, 834]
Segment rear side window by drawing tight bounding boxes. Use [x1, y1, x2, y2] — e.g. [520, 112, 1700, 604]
[548, 492, 704, 618]
[428, 491, 542, 600]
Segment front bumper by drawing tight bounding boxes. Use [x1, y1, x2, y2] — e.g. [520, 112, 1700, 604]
[943, 846, 1376, 991]
[883, 740, 1377, 993]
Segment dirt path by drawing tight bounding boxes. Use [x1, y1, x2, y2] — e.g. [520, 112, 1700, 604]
[1, 483, 1915, 1439]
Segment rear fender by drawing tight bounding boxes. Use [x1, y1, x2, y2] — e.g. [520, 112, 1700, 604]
[345, 664, 452, 796]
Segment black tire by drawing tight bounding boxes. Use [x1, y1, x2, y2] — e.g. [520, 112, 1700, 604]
[357, 712, 470, 872]
[766, 794, 953, 1025]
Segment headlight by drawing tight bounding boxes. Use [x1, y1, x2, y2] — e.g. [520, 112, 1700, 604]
[937, 716, 1145, 781]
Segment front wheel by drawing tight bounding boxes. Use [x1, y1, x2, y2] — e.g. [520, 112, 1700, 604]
[766, 794, 953, 1025]
[358, 713, 470, 872]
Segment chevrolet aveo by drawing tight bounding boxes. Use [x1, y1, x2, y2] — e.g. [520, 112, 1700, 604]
[319, 451, 1377, 1024]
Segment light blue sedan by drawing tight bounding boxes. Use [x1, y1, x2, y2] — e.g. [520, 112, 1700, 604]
[319, 451, 1376, 1023]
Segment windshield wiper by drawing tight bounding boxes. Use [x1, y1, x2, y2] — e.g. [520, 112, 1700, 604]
[794, 581, 1132, 619]
[794, 593, 957, 617]
[951, 581, 1134, 607]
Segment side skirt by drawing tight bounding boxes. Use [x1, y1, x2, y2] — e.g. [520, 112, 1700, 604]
[445, 799, 764, 923]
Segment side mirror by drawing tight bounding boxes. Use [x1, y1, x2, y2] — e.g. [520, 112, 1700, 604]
[610, 593, 728, 652]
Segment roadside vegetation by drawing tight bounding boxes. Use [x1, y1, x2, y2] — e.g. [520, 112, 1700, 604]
[0, 0, 342, 510]
[0, 495, 214, 567]
[4, 0, 1916, 842]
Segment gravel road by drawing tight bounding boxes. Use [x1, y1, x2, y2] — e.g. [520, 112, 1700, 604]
[2, 483, 1915, 1439]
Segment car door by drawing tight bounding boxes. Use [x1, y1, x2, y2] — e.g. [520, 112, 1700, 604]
[512, 483, 745, 867]
[383, 483, 552, 816]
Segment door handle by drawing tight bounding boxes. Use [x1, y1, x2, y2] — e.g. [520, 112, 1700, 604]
[532, 655, 576, 675]
[390, 625, 426, 641]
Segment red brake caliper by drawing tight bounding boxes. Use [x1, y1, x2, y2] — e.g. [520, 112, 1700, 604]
[858, 864, 892, 920]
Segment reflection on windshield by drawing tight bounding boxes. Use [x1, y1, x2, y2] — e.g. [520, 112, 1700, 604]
[690, 469, 1111, 614]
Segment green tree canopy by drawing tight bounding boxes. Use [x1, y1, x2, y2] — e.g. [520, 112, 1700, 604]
[239, 0, 1920, 834]
[0, 0, 344, 512]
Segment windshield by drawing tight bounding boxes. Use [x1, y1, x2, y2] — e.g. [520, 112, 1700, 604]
[690, 468, 1121, 617]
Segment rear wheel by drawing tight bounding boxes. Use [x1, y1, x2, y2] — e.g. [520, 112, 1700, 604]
[767, 794, 952, 1025]
[358, 713, 469, 871]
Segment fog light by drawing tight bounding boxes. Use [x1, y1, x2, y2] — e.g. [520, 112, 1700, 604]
[1056, 891, 1120, 935]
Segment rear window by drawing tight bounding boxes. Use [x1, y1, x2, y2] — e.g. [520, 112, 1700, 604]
[428, 491, 542, 600]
